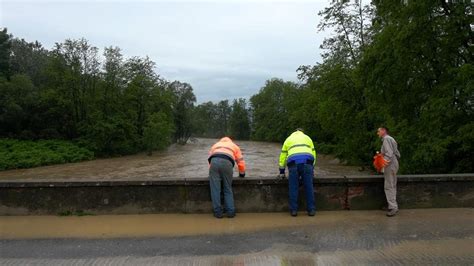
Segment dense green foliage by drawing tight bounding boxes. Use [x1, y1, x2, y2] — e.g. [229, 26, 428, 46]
[0, 30, 196, 159]
[229, 99, 251, 140]
[250, 0, 473, 174]
[193, 98, 251, 140]
[250, 79, 301, 142]
[170, 81, 196, 144]
[1, 0, 472, 174]
[0, 139, 94, 170]
[143, 111, 174, 155]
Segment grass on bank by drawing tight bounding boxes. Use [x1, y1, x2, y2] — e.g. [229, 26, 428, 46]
[0, 139, 94, 171]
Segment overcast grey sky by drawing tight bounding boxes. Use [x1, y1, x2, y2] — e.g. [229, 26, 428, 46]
[1, 0, 329, 103]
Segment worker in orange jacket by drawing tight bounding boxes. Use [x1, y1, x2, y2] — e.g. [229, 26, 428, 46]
[208, 137, 246, 218]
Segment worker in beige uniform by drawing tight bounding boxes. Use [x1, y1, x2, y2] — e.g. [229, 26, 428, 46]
[377, 126, 401, 217]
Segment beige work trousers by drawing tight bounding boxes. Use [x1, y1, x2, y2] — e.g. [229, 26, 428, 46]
[384, 160, 399, 210]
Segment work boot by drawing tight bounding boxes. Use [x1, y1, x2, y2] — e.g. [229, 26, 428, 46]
[214, 213, 223, 219]
[290, 211, 297, 217]
[386, 209, 398, 217]
[227, 213, 235, 218]
[308, 210, 316, 216]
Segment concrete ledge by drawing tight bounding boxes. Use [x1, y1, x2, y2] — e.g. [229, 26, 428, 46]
[0, 174, 473, 215]
[346, 173, 474, 182]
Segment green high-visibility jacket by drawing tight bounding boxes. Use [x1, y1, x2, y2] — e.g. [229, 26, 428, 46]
[279, 131, 317, 169]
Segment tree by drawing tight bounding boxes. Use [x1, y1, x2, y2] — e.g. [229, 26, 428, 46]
[1, 32, 196, 158]
[121, 56, 160, 138]
[250, 78, 300, 142]
[0, 28, 11, 80]
[100, 46, 124, 117]
[192, 101, 219, 138]
[143, 112, 174, 155]
[169, 81, 196, 144]
[229, 98, 251, 140]
[250, 0, 473, 174]
[0, 75, 36, 138]
[47, 38, 101, 138]
[216, 100, 231, 137]
[10, 38, 49, 85]
[358, 0, 474, 173]
[317, 0, 373, 65]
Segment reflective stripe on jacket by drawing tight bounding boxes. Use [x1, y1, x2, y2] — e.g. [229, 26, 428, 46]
[279, 131, 316, 169]
[209, 137, 246, 174]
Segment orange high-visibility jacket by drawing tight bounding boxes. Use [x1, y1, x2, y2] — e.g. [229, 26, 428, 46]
[208, 137, 246, 174]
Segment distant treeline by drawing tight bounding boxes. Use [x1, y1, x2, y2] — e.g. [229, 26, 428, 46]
[193, 99, 251, 140]
[1, 0, 472, 174]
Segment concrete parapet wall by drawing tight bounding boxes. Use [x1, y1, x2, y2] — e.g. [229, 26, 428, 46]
[0, 174, 472, 215]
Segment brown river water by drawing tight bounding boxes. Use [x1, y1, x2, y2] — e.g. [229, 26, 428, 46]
[0, 138, 369, 180]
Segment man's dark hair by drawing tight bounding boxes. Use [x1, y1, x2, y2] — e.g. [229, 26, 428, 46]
[379, 126, 389, 133]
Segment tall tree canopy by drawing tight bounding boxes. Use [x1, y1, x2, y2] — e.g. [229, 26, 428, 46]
[0, 29, 195, 156]
[250, 0, 473, 173]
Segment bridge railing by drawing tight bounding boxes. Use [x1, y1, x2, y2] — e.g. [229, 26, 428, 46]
[0, 173, 473, 215]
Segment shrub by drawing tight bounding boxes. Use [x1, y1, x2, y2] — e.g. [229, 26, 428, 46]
[0, 139, 94, 170]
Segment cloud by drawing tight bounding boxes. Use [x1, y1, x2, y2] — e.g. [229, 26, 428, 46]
[1, 1, 328, 102]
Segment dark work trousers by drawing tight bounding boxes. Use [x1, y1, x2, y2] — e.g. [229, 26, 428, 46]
[208, 157, 235, 215]
[288, 163, 315, 212]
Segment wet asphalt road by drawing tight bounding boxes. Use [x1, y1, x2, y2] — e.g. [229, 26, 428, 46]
[1, 209, 473, 265]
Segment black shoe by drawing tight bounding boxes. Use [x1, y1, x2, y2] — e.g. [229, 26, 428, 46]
[214, 213, 223, 219]
[290, 211, 297, 217]
[308, 210, 316, 216]
[386, 209, 399, 217]
[227, 213, 235, 218]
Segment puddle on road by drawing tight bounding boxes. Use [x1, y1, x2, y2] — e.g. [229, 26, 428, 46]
[0, 138, 370, 180]
[1, 209, 473, 265]
[0, 212, 341, 239]
[2, 208, 471, 240]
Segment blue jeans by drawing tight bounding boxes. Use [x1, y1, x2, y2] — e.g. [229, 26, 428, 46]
[288, 163, 315, 212]
[209, 157, 235, 215]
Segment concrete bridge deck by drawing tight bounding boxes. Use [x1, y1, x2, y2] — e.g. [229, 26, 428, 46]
[1, 209, 473, 265]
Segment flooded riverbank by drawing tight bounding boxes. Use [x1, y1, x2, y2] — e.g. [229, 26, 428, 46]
[0, 138, 369, 180]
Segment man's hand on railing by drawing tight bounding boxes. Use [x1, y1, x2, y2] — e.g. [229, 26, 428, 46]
[278, 168, 286, 179]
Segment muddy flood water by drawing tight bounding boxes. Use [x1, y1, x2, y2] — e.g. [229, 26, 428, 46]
[0, 138, 369, 180]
